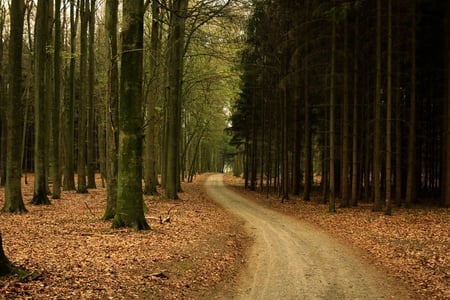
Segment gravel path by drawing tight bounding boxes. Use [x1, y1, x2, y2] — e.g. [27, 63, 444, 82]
[205, 174, 412, 300]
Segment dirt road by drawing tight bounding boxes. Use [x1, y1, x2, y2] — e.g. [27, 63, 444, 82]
[205, 174, 412, 300]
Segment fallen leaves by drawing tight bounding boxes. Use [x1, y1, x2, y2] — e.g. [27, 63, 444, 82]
[0, 174, 249, 299]
[224, 174, 450, 300]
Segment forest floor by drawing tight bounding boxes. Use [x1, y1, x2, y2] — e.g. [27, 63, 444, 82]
[223, 175, 450, 300]
[0, 174, 250, 299]
[0, 173, 448, 299]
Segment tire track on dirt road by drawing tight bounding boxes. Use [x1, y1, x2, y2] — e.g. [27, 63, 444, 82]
[205, 174, 413, 300]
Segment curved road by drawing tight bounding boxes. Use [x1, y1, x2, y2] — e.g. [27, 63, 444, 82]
[205, 174, 411, 300]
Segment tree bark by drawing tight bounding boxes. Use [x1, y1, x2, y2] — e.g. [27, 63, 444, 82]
[31, 0, 51, 205]
[144, 0, 160, 196]
[103, 0, 119, 220]
[405, 0, 417, 208]
[328, 3, 336, 213]
[62, 0, 78, 191]
[385, 0, 393, 215]
[86, 0, 97, 189]
[112, 0, 149, 230]
[51, 0, 62, 199]
[3, 0, 27, 212]
[373, 0, 383, 211]
[77, 0, 89, 193]
[165, 0, 188, 199]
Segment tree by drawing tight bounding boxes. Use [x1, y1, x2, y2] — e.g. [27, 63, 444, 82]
[405, 0, 416, 208]
[164, 0, 188, 200]
[77, 0, 89, 193]
[3, 0, 27, 212]
[385, 0, 393, 215]
[143, 0, 161, 196]
[51, 0, 62, 199]
[86, 0, 97, 189]
[372, 0, 383, 211]
[103, 0, 119, 220]
[112, 0, 149, 230]
[328, 1, 337, 213]
[31, 0, 51, 205]
[62, 0, 78, 191]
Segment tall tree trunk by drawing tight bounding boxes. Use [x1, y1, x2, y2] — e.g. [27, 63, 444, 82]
[63, 0, 78, 191]
[52, 0, 62, 199]
[0, 5, 6, 187]
[303, 5, 312, 200]
[385, 0, 393, 215]
[165, 0, 188, 199]
[77, 0, 89, 193]
[3, 0, 27, 212]
[31, 0, 51, 205]
[144, 0, 160, 196]
[405, 0, 417, 208]
[86, 0, 96, 189]
[103, 0, 119, 220]
[341, 12, 350, 207]
[112, 0, 149, 230]
[445, 4, 450, 207]
[328, 4, 336, 213]
[373, 0, 383, 211]
[351, 13, 359, 206]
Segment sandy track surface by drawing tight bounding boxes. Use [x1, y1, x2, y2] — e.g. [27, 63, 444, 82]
[205, 174, 412, 300]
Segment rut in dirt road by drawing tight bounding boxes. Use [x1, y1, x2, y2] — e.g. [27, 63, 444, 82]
[205, 174, 412, 300]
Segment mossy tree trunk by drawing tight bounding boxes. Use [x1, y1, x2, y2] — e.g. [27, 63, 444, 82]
[112, 0, 149, 230]
[31, 0, 51, 205]
[0, 233, 13, 276]
[3, 0, 27, 213]
[103, 0, 119, 220]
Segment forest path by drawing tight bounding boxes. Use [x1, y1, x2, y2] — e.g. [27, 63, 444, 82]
[204, 174, 411, 300]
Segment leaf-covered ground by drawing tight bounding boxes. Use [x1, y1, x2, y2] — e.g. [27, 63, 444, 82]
[224, 175, 450, 300]
[1, 174, 449, 299]
[0, 174, 249, 299]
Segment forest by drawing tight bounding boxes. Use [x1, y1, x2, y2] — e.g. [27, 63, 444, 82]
[0, 0, 449, 298]
[230, 0, 450, 212]
[0, 0, 244, 221]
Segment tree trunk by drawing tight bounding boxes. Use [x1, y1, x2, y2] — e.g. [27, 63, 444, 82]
[63, 0, 78, 191]
[445, 4, 450, 207]
[103, 0, 119, 220]
[0, 5, 6, 187]
[372, 0, 383, 211]
[3, 0, 27, 212]
[31, 0, 51, 205]
[0, 233, 13, 276]
[405, 0, 417, 208]
[385, 0, 393, 215]
[165, 0, 188, 199]
[86, 0, 97, 189]
[77, 0, 89, 194]
[144, 0, 160, 196]
[112, 0, 149, 230]
[51, 0, 62, 199]
[328, 4, 336, 213]
[341, 12, 350, 207]
[351, 13, 360, 207]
